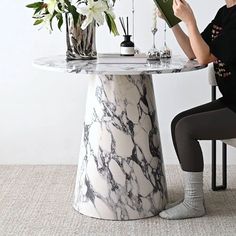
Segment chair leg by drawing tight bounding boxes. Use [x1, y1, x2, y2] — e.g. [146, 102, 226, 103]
[212, 139, 217, 190]
[211, 141, 227, 191]
[211, 86, 227, 191]
[222, 143, 227, 189]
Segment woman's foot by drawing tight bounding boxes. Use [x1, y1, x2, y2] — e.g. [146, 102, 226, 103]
[159, 171, 206, 220]
[159, 200, 206, 220]
[165, 198, 184, 210]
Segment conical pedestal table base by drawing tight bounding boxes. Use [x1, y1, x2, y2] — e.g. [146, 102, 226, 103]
[73, 74, 168, 220]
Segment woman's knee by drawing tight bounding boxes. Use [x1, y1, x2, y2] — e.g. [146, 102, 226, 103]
[175, 117, 193, 138]
[171, 111, 189, 133]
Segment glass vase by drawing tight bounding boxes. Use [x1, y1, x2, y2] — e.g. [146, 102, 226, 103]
[65, 13, 97, 61]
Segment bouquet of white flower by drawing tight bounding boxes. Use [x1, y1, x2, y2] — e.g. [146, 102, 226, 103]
[27, 0, 119, 60]
[26, 0, 119, 36]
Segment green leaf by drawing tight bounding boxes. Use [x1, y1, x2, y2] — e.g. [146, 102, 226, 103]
[69, 5, 79, 26]
[57, 14, 64, 31]
[105, 12, 119, 36]
[64, 0, 72, 10]
[49, 12, 57, 31]
[34, 7, 43, 15]
[33, 19, 44, 25]
[26, 2, 43, 9]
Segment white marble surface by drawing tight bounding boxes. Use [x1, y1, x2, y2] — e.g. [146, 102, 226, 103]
[73, 74, 168, 220]
[33, 54, 206, 220]
[33, 54, 207, 75]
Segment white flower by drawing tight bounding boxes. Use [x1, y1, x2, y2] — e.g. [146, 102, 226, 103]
[36, 13, 54, 32]
[77, 0, 108, 30]
[46, 0, 65, 15]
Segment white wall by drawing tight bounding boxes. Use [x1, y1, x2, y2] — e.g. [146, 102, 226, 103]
[0, 0, 235, 165]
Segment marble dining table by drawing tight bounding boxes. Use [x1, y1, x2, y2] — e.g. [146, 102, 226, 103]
[34, 54, 206, 221]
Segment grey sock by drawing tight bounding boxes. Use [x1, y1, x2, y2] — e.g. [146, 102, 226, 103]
[165, 198, 184, 210]
[159, 171, 206, 220]
[165, 197, 206, 210]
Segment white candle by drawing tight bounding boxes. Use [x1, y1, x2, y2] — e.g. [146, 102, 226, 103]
[152, 5, 157, 29]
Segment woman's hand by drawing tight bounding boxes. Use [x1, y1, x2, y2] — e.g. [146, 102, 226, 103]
[173, 0, 196, 26]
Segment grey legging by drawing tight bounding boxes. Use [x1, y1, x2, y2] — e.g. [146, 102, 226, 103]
[171, 98, 236, 172]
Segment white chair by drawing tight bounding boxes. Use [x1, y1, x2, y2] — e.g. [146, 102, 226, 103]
[208, 64, 236, 191]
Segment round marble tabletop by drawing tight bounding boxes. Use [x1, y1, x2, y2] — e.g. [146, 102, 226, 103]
[33, 54, 207, 75]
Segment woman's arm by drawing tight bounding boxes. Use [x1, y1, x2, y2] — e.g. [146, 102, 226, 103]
[157, 8, 195, 59]
[171, 24, 196, 60]
[186, 21, 217, 65]
[172, 0, 217, 65]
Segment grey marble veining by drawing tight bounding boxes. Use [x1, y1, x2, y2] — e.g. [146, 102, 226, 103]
[34, 54, 207, 75]
[73, 74, 168, 220]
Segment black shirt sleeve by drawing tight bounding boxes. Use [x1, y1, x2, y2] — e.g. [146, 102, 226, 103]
[210, 28, 236, 65]
[200, 6, 236, 65]
[200, 6, 224, 46]
[201, 21, 214, 45]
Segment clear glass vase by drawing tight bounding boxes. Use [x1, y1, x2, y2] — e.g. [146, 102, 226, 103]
[65, 13, 97, 61]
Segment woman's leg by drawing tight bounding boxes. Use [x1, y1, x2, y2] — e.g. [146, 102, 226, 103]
[171, 98, 227, 170]
[159, 99, 236, 220]
[163, 101, 225, 211]
[165, 99, 235, 210]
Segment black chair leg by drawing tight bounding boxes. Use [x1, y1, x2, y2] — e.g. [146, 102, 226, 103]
[212, 141, 227, 191]
[222, 143, 227, 189]
[211, 85, 227, 191]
